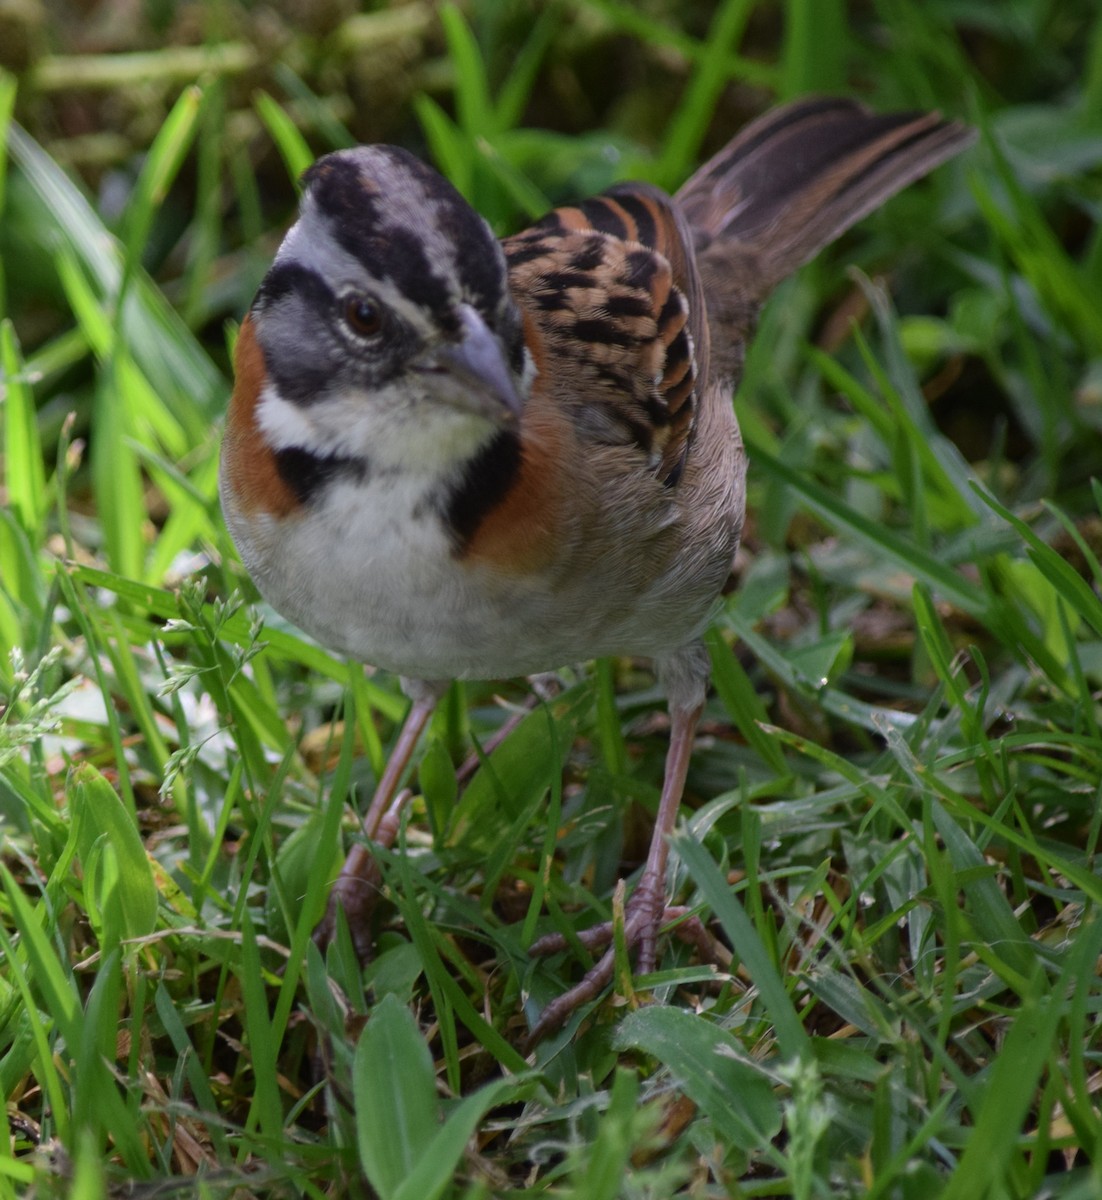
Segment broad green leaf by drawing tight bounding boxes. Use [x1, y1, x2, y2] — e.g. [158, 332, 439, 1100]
[392, 1074, 533, 1200]
[69, 763, 158, 944]
[354, 994, 440, 1200]
[613, 1006, 781, 1150]
[448, 683, 589, 844]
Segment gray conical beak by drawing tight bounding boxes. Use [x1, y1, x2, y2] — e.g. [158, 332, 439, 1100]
[426, 305, 523, 420]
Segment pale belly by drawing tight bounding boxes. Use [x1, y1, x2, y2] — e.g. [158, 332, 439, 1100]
[223, 472, 728, 681]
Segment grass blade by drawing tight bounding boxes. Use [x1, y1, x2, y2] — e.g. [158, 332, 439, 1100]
[673, 830, 810, 1059]
[656, 0, 755, 187]
[1, 321, 46, 542]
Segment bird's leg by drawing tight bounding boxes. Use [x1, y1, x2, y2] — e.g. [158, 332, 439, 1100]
[527, 697, 703, 1045]
[314, 682, 441, 961]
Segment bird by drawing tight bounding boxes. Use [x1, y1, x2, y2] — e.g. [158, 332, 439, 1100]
[220, 96, 973, 1042]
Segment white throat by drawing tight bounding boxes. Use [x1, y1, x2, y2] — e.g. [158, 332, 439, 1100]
[256, 381, 501, 474]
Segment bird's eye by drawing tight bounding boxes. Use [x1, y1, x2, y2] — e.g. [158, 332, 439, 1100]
[344, 295, 382, 337]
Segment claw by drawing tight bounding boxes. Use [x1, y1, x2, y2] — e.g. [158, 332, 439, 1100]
[524, 880, 662, 1046]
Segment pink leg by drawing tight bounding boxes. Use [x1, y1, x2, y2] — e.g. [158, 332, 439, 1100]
[313, 690, 439, 962]
[527, 700, 703, 1045]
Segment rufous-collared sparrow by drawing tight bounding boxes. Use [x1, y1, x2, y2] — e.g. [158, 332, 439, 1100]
[220, 96, 972, 1041]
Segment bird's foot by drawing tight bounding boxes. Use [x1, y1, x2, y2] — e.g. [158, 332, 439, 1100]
[526, 874, 712, 1046]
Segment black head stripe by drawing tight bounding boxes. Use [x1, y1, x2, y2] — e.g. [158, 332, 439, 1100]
[255, 260, 332, 313]
[304, 146, 509, 329]
[301, 154, 383, 232]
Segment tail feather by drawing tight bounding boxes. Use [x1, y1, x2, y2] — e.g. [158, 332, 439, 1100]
[677, 96, 974, 298]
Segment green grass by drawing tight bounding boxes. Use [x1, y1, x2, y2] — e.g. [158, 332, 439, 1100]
[2, 0, 1102, 1196]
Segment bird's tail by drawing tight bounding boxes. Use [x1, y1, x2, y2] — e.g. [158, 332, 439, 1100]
[675, 97, 973, 375]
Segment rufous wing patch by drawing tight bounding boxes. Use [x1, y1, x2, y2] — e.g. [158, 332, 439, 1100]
[504, 190, 701, 487]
